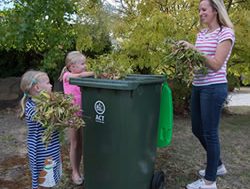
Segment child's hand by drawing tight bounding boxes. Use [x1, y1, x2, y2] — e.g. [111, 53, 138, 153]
[89, 71, 95, 76]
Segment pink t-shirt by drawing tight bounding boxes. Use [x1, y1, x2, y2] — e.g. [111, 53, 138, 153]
[62, 72, 81, 107]
[193, 27, 235, 86]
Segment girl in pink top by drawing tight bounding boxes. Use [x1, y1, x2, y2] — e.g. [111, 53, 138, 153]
[59, 51, 94, 185]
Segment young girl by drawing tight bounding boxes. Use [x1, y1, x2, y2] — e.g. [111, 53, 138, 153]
[19, 70, 62, 189]
[59, 51, 94, 185]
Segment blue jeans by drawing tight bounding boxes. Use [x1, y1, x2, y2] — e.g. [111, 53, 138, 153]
[191, 83, 228, 181]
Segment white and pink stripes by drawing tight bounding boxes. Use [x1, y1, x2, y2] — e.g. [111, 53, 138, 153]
[193, 27, 235, 86]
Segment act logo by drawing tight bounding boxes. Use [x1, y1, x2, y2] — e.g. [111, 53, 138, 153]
[94, 100, 105, 123]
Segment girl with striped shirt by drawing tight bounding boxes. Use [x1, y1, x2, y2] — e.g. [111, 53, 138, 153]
[20, 70, 62, 189]
[180, 1, 235, 189]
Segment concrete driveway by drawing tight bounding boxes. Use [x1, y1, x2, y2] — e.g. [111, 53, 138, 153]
[225, 87, 250, 115]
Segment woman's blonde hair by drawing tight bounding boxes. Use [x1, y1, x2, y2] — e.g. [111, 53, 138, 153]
[58, 51, 86, 81]
[200, 0, 234, 29]
[19, 70, 48, 118]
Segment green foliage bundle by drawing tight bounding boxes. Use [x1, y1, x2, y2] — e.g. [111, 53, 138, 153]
[33, 91, 85, 147]
[163, 40, 207, 86]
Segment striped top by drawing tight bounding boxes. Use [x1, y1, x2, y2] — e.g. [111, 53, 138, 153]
[25, 98, 62, 189]
[193, 27, 235, 86]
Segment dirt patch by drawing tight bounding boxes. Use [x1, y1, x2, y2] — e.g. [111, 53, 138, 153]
[0, 155, 30, 189]
[0, 107, 83, 189]
[0, 108, 29, 189]
[0, 109, 27, 162]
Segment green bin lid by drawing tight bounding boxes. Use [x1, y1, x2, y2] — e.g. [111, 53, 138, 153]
[70, 75, 166, 90]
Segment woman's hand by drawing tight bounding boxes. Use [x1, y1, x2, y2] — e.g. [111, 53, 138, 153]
[178, 39, 233, 71]
[178, 40, 196, 50]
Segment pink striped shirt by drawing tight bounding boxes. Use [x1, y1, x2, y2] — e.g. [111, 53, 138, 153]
[193, 27, 235, 86]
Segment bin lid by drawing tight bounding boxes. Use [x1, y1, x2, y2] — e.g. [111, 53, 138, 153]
[70, 75, 166, 90]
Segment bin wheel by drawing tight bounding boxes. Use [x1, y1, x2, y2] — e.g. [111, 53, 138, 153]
[151, 171, 165, 189]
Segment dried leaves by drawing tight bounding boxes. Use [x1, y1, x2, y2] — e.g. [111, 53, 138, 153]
[164, 39, 208, 86]
[33, 91, 85, 147]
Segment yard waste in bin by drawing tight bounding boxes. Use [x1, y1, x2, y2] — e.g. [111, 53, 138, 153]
[70, 74, 168, 189]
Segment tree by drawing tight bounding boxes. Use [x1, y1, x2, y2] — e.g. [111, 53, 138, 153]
[108, 0, 249, 80]
[228, 0, 250, 85]
[105, 0, 199, 73]
[0, 0, 77, 78]
[75, 0, 112, 57]
[0, 0, 115, 79]
[1, 0, 249, 112]
[94, 0, 250, 113]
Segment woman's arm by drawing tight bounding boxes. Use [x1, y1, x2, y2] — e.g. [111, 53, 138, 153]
[180, 39, 233, 71]
[204, 40, 232, 71]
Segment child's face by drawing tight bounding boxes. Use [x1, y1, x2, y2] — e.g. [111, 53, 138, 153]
[69, 60, 86, 74]
[36, 75, 52, 93]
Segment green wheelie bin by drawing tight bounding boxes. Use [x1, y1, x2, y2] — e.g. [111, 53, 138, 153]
[70, 74, 167, 189]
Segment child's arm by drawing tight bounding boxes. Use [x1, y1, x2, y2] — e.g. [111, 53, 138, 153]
[79, 71, 95, 78]
[65, 71, 94, 82]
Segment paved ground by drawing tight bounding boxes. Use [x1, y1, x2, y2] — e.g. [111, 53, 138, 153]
[227, 87, 250, 106]
[225, 87, 250, 115]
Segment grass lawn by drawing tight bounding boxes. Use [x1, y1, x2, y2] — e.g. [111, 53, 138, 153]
[155, 114, 250, 189]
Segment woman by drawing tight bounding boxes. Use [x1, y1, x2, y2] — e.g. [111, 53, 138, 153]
[181, 0, 235, 189]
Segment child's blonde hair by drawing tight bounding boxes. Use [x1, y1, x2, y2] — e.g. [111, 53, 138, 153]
[58, 51, 86, 81]
[19, 70, 48, 119]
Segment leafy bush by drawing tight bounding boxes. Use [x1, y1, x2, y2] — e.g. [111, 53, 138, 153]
[227, 73, 240, 92]
[168, 79, 192, 115]
[0, 50, 42, 77]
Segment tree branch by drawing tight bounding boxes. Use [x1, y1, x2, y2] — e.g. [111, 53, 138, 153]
[227, 0, 233, 12]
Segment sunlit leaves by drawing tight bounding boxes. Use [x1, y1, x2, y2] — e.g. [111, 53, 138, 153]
[75, 0, 112, 54]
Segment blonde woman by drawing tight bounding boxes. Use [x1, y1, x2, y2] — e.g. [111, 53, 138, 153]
[180, 0, 235, 189]
[59, 51, 94, 185]
[20, 70, 62, 189]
